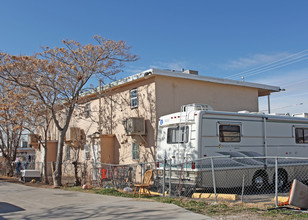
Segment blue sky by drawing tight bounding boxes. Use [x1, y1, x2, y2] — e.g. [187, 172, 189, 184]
[1, 0, 308, 114]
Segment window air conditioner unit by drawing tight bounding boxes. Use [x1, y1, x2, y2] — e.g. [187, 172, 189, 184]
[125, 117, 146, 135]
[65, 127, 81, 142]
[28, 134, 40, 149]
[65, 127, 85, 149]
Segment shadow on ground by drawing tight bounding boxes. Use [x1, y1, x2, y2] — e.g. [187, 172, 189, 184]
[11, 204, 183, 220]
[0, 202, 25, 214]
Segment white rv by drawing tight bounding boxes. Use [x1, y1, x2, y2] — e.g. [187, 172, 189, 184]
[156, 104, 308, 192]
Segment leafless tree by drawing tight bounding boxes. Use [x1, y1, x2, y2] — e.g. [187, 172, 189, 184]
[0, 36, 137, 186]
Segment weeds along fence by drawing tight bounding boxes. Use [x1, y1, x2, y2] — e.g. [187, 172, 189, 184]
[90, 162, 158, 189]
[0, 160, 158, 188]
[156, 156, 308, 206]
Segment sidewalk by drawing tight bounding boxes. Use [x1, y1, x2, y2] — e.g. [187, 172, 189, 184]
[0, 180, 213, 220]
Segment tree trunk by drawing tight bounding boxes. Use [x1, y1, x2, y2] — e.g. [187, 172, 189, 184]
[6, 159, 13, 177]
[53, 131, 65, 187]
[72, 160, 81, 186]
[42, 144, 49, 184]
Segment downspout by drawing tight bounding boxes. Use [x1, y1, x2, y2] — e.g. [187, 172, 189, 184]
[110, 95, 113, 134]
[99, 80, 102, 134]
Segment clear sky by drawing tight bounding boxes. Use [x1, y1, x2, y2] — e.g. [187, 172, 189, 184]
[1, 0, 308, 114]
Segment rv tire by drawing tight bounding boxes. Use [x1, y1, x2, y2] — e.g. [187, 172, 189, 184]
[252, 170, 269, 191]
[273, 169, 288, 192]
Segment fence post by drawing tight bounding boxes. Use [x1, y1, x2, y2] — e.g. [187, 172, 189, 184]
[169, 159, 172, 197]
[211, 157, 217, 204]
[162, 158, 166, 197]
[241, 174, 245, 203]
[275, 157, 278, 207]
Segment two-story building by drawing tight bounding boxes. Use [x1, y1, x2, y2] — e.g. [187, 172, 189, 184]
[34, 68, 280, 176]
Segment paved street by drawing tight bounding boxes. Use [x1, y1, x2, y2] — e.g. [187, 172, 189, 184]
[0, 181, 213, 220]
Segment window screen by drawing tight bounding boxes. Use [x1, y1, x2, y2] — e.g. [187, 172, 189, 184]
[167, 126, 189, 144]
[295, 128, 308, 144]
[219, 124, 241, 142]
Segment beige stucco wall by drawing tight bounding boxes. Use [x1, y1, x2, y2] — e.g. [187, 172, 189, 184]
[155, 75, 259, 118]
[52, 77, 158, 166]
[101, 78, 157, 164]
[37, 73, 262, 171]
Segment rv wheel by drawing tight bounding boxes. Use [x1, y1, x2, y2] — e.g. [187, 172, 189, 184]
[273, 169, 288, 192]
[183, 187, 196, 198]
[252, 170, 269, 191]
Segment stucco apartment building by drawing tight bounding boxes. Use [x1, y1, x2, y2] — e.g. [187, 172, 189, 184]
[34, 68, 280, 168]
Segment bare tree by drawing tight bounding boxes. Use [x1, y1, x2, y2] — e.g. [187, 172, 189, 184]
[25, 107, 52, 184]
[0, 36, 137, 186]
[0, 81, 32, 176]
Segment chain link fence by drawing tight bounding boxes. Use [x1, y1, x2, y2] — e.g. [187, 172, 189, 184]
[156, 156, 308, 206]
[2, 156, 308, 207]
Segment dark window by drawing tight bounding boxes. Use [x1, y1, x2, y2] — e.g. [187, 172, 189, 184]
[84, 103, 91, 118]
[130, 88, 138, 108]
[167, 126, 189, 144]
[22, 141, 28, 148]
[295, 128, 308, 143]
[219, 124, 241, 142]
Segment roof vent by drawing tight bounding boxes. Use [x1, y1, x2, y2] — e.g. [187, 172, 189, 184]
[269, 113, 290, 116]
[238, 110, 250, 114]
[181, 103, 213, 112]
[292, 113, 308, 118]
[183, 70, 198, 75]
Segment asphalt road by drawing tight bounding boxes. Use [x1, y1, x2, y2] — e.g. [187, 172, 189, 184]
[0, 180, 213, 220]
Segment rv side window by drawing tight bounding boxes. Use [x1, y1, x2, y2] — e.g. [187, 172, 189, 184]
[219, 125, 241, 142]
[167, 126, 189, 144]
[295, 128, 308, 143]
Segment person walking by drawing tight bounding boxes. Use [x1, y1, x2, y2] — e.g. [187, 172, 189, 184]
[16, 157, 21, 176]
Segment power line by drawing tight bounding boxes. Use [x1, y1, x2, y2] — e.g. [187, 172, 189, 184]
[225, 49, 308, 80]
[226, 49, 308, 79]
[241, 57, 308, 78]
[260, 103, 304, 112]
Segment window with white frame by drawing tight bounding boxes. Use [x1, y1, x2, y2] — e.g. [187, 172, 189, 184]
[167, 126, 189, 144]
[130, 88, 138, 108]
[84, 103, 91, 118]
[132, 142, 139, 160]
[84, 144, 90, 160]
[22, 141, 28, 148]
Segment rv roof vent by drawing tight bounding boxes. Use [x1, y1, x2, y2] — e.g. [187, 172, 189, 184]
[269, 113, 290, 116]
[251, 112, 265, 115]
[292, 113, 308, 118]
[238, 110, 250, 114]
[181, 104, 213, 112]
